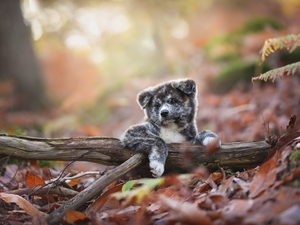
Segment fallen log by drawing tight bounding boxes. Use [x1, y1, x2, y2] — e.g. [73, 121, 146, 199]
[0, 134, 270, 172]
[0, 134, 271, 224]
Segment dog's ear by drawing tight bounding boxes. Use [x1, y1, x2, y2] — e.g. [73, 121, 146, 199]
[173, 79, 197, 95]
[137, 89, 153, 109]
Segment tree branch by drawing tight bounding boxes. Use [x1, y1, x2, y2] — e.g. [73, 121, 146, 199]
[0, 134, 271, 224]
[44, 153, 145, 224]
[0, 134, 271, 172]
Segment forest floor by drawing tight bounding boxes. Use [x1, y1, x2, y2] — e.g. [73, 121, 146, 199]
[0, 114, 300, 224]
[1, 75, 300, 224]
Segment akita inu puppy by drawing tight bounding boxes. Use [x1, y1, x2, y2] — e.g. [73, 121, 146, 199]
[121, 79, 221, 177]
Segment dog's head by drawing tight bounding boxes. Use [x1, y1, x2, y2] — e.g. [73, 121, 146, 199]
[137, 79, 198, 127]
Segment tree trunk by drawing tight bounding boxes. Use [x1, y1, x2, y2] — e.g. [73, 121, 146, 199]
[0, 0, 46, 110]
[0, 134, 271, 172]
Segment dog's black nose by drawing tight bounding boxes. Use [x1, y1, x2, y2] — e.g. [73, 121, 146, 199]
[160, 109, 169, 117]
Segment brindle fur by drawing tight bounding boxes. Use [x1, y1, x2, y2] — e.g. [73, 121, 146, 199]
[121, 79, 220, 177]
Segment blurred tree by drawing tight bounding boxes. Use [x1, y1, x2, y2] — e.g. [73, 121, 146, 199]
[0, 0, 47, 110]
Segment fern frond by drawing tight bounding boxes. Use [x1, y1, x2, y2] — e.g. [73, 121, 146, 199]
[252, 61, 300, 83]
[260, 34, 300, 63]
[290, 38, 300, 52]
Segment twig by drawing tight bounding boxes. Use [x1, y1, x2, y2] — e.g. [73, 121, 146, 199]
[44, 153, 146, 225]
[218, 163, 226, 182]
[258, 105, 268, 139]
[5, 186, 78, 196]
[2, 163, 22, 188]
[60, 171, 101, 182]
[0, 155, 10, 167]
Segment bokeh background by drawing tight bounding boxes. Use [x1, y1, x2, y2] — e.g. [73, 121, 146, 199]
[1, 0, 300, 142]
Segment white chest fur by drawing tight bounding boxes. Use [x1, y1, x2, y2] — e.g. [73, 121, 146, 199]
[160, 124, 186, 144]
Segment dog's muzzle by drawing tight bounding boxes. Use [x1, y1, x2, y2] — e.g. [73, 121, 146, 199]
[160, 109, 169, 117]
[159, 104, 180, 124]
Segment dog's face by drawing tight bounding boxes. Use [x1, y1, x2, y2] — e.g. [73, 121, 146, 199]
[137, 79, 198, 128]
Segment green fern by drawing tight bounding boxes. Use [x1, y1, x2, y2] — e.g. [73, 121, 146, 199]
[252, 61, 300, 83]
[252, 33, 300, 82]
[260, 34, 300, 62]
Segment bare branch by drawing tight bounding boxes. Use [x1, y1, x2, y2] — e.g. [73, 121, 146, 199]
[5, 186, 78, 196]
[0, 134, 271, 172]
[44, 153, 145, 224]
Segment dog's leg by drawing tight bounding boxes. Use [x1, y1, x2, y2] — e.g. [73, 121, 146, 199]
[194, 130, 221, 147]
[148, 144, 168, 177]
[121, 125, 168, 177]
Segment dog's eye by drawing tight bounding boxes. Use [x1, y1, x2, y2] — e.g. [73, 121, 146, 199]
[155, 102, 161, 108]
[168, 98, 176, 104]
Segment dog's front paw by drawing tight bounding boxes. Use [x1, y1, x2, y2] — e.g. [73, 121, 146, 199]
[149, 160, 164, 177]
[195, 130, 221, 148]
[203, 136, 221, 148]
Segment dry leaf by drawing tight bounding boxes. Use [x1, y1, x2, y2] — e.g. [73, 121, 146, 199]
[277, 204, 300, 225]
[105, 180, 118, 189]
[29, 160, 40, 170]
[198, 194, 229, 210]
[272, 189, 300, 214]
[249, 152, 278, 198]
[68, 178, 80, 187]
[264, 131, 300, 162]
[223, 199, 254, 219]
[286, 114, 297, 135]
[218, 176, 234, 194]
[0, 193, 45, 217]
[210, 172, 223, 183]
[65, 210, 91, 223]
[25, 173, 45, 188]
[273, 168, 300, 188]
[209, 195, 230, 209]
[160, 195, 213, 225]
[86, 184, 123, 216]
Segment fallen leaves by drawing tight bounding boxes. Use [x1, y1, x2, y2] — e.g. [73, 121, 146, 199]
[65, 210, 91, 223]
[112, 177, 165, 204]
[160, 195, 213, 225]
[264, 131, 300, 162]
[277, 204, 300, 225]
[0, 123, 300, 224]
[249, 152, 277, 198]
[0, 193, 45, 218]
[25, 173, 46, 188]
[86, 184, 123, 216]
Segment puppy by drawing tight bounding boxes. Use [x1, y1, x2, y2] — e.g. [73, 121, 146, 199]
[121, 79, 221, 177]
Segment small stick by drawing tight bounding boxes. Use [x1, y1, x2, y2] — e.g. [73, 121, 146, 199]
[44, 153, 145, 225]
[4, 186, 78, 196]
